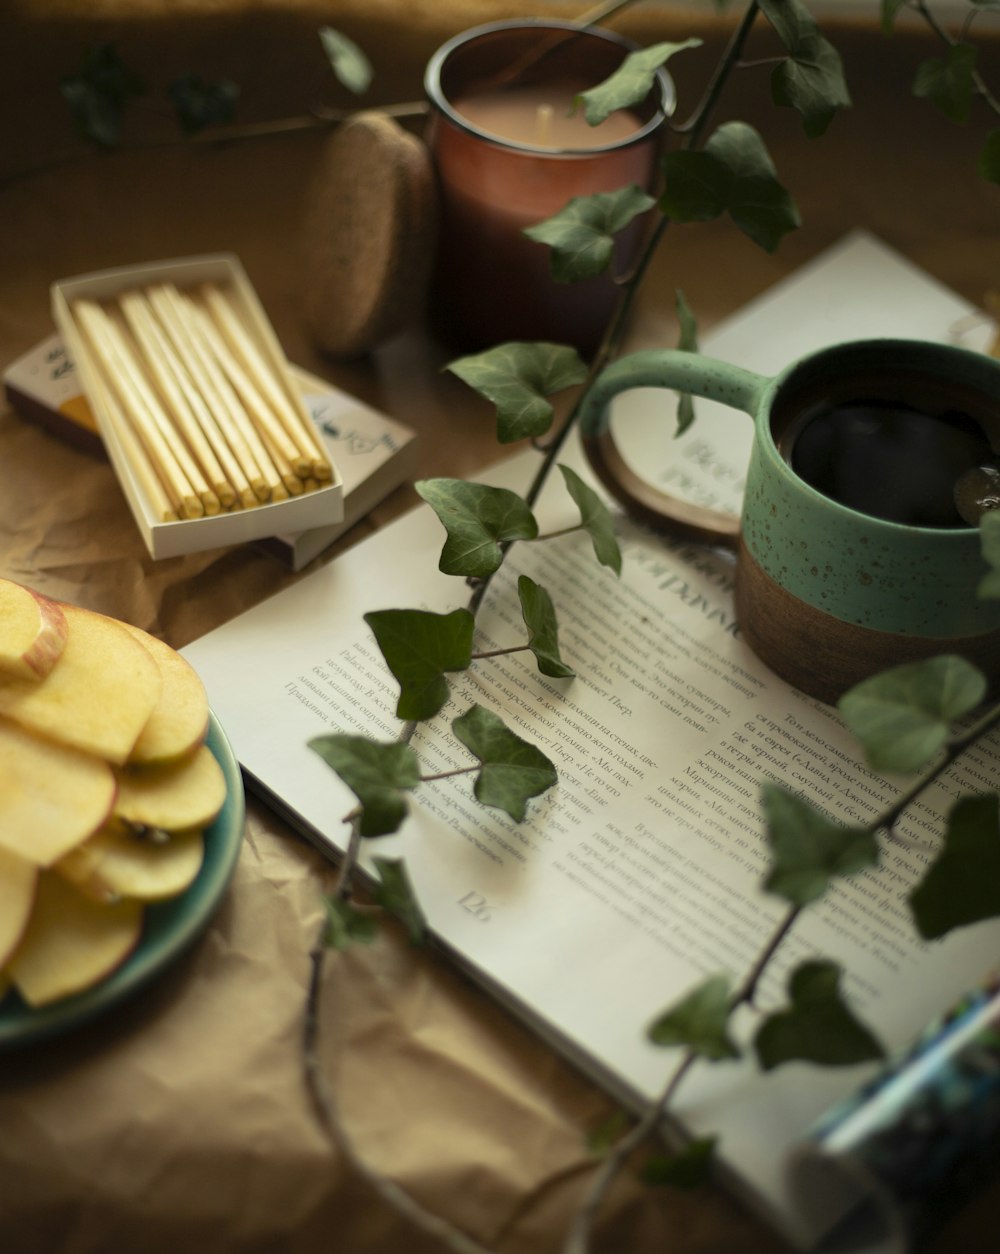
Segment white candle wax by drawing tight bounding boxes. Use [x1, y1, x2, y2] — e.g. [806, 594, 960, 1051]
[452, 86, 642, 151]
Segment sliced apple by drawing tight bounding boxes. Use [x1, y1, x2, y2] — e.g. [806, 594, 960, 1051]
[7, 872, 143, 1007]
[0, 718, 116, 865]
[56, 822, 205, 903]
[115, 743, 227, 832]
[120, 623, 210, 765]
[0, 603, 161, 764]
[0, 579, 69, 681]
[0, 847, 38, 966]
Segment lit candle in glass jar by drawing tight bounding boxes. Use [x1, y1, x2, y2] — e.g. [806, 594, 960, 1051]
[451, 86, 643, 150]
[424, 21, 673, 356]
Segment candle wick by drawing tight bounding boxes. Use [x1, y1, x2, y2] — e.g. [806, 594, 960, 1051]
[536, 103, 554, 147]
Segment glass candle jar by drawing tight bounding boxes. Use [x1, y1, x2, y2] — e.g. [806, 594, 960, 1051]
[424, 20, 674, 356]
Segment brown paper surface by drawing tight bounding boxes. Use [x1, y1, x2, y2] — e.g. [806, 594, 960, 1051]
[0, 3, 998, 1252]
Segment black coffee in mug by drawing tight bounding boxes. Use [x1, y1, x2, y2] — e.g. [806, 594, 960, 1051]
[775, 371, 1000, 528]
[578, 337, 1000, 702]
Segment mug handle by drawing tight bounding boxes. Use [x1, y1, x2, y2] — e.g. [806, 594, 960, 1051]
[578, 349, 770, 548]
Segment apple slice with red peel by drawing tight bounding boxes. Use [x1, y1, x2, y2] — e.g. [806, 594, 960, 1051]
[120, 623, 210, 765]
[115, 744, 227, 833]
[6, 872, 143, 1007]
[0, 603, 161, 765]
[0, 718, 116, 865]
[0, 579, 68, 681]
[0, 847, 38, 966]
[56, 822, 205, 903]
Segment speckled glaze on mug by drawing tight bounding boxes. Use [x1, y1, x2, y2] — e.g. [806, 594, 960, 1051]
[578, 339, 1000, 702]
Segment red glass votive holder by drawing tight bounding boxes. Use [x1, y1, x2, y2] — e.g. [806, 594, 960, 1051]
[424, 20, 674, 356]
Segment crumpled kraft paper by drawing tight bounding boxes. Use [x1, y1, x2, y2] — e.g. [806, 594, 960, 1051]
[0, 792, 780, 1254]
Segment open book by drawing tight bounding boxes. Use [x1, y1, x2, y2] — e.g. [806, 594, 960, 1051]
[181, 232, 1000, 1252]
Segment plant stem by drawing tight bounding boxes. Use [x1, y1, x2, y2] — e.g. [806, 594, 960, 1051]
[562, 1050, 698, 1254]
[472, 644, 531, 659]
[0, 101, 427, 188]
[419, 765, 478, 783]
[734, 903, 801, 1007]
[869, 698, 1000, 832]
[912, 0, 1000, 116]
[470, 1, 761, 611]
[676, 1, 761, 141]
[334, 816, 363, 899]
[302, 939, 497, 1254]
[563, 896, 798, 1254]
[575, 0, 645, 28]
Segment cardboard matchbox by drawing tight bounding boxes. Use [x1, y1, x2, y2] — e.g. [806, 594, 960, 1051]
[50, 254, 345, 559]
[4, 333, 418, 571]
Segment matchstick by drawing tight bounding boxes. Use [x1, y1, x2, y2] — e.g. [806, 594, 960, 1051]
[191, 292, 312, 480]
[137, 291, 259, 511]
[255, 418, 306, 497]
[199, 282, 333, 480]
[72, 300, 206, 520]
[118, 289, 237, 509]
[154, 284, 289, 502]
[174, 291, 291, 503]
[104, 304, 223, 516]
[88, 362, 180, 523]
[146, 284, 272, 504]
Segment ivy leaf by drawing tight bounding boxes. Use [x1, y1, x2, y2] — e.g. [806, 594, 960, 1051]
[659, 150, 730, 222]
[518, 575, 575, 678]
[308, 734, 420, 837]
[661, 122, 800, 253]
[60, 44, 147, 148]
[321, 894, 379, 950]
[675, 288, 699, 353]
[446, 342, 588, 443]
[647, 974, 740, 1061]
[167, 73, 240, 135]
[762, 783, 878, 906]
[701, 123, 801, 250]
[318, 26, 373, 94]
[523, 186, 657, 282]
[575, 40, 702, 124]
[371, 856, 427, 944]
[979, 130, 1000, 185]
[585, 1109, 633, 1157]
[909, 794, 1000, 939]
[837, 656, 987, 774]
[675, 289, 700, 435]
[758, 0, 851, 136]
[364, 607, 475, 720]
[880, 0, 910, 31]
[451, 705, 558, 822]
[416, 478, 538, 577]
[641, 1136, 718, 1189]
[558, 465, 622, 576]
[754, 960, 885, 1070]
[913, 43, 978, 123]
[980, 510, 1000, 595]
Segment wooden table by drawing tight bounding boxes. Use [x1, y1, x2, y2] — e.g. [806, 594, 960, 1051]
[0, 4, 997, 1252]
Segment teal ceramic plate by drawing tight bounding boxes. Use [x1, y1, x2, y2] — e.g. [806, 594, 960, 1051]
[0, 711, 245, 1051]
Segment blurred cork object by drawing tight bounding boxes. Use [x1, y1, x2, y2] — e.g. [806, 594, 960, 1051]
[299, 110, 437, 359]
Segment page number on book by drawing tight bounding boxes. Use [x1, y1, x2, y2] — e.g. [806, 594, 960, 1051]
[458, 891, 492, 922]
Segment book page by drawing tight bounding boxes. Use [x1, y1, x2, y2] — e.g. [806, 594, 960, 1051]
[182, 233, 1000, 1250]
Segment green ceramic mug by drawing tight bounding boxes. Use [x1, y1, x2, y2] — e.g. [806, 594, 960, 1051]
[578, 338, 1000, 703]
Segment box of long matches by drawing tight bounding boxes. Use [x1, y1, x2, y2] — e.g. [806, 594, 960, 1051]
[4, 336, 419, 570]
[51, 254, 344, 559]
